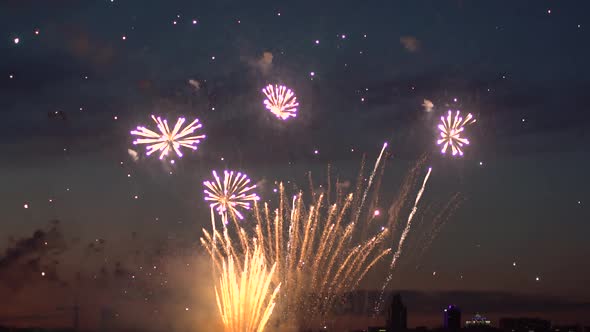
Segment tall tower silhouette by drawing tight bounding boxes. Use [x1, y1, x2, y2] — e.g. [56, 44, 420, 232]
[386, 293, 407, 332]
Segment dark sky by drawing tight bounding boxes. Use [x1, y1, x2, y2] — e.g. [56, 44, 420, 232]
[1, 0, 589, 330]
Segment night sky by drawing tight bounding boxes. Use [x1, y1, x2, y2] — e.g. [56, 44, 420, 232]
[1, 0, 589, 330]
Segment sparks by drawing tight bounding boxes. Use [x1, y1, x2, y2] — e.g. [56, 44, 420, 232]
[437, 110, 476, 156]
[202, 149, 392, 328]
[131, 115, 205, 160]
[204, 170, 260, 223]
[211, 243, 280, 332]
[262, 84, 299, 120]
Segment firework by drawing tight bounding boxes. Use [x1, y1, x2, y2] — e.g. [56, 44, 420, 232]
[204, 171, 260, 224]
[131, 115, 205, 160]
[202, 148, 392, 329]
[437, 110, 476, 156]
[212, 240, 281, 332]
[262, 84, 299, 120]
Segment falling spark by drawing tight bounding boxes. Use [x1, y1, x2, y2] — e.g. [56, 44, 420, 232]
[131, 115, 205, 160]
[375, 167, 432, 313]
[204, 170, 260, 224]
[262, 84, 299, 120]
[389, 167, 432, 270]
[437, 110, 476, 156]
[211, 242, 281, 332]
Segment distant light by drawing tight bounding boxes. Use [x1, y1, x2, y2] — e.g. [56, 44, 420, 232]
[373, 210, 380, 216]
[513, 262, 517, 267]
[522, 118, 526, 122]
[547, 9, 551, 14]
[453, 98, 458, 102]
[310, 71, 315, 76]
[23, 203, 29, 209]
[173, 21, 177, 25]
[341, 34, 346, 39]
[314, 150, 319, 155]
[134, 195, 138, 199]
[185, 307, 189, 311]
[41, 272, 45, 276]
[315, 39, 320, 44]
[192, 19, 198, 24]
[535, 276, 540, 281]
[211, 56, 215, 60]
[361, 97, 365, 102]
[114, 116, 118, 120]
[34, 29, 40, 35]
[170, 159, 175, 164]
[277, 12, 281, 16]
[9, 74, 13, 79]
[479, 161, 483, 166]
[122, 35, 127, 40]
[13, 37, 20, 44]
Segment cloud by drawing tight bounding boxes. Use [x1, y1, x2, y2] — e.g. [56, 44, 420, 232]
[188, 79, 201, 91]
[400, 36, 420, 53]
[127, 148, 139, 162]
[0, 220, 68, 291]
[255, 51, 274, 74]
[422, 99, 434, 112]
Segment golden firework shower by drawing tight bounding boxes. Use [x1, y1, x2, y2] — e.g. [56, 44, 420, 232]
[262, 84, 299, 120]
[202, 148, 392, 329]
[204, 170, 260, 224]
[131, 115, 205, 160]
[437, 110, 476, 156]
[212, 241, 281, 332]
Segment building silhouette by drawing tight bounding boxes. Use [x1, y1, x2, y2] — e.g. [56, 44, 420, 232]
[499, 318, 550, 332]
[444, 305, 462, 330]
[466, 313, 492, 327]
[387, 294, 408, 332]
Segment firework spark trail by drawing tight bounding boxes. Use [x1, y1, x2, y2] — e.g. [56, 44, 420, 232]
[374, 167, 432, 313]
[131, 115, 205, 160]
[355, 142, 388, 225]
[437, 110, 476, 156]
[204, 170, 260, 224]
[262, 84, 299, 120]
[389, 167, 432, 269]
[204, 182, 390, 329]
[385, 158, 425, 235]
[211, 240, 281, 332]
[415, 193, 463, 262]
